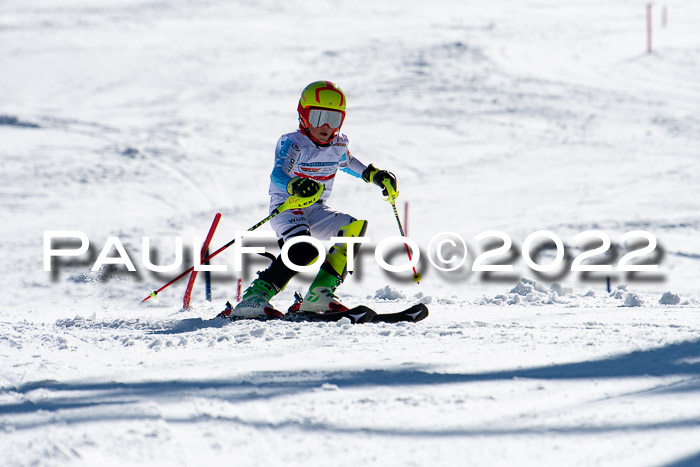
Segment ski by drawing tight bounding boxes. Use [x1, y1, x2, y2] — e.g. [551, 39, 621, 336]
[369, 303, 429, 323]
[285, 306, 378, 324]
[289, 303, 429, 323]
[287, 303, 429, 324]
[216, 302, 429, 324]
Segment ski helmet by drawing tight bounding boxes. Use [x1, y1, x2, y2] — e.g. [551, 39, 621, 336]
[297, 81, 346, 145]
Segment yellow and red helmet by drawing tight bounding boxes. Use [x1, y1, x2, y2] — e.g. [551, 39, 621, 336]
[297, 81, 347, 144]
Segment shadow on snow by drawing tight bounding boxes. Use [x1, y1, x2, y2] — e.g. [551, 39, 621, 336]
[2, 338, 700, 437]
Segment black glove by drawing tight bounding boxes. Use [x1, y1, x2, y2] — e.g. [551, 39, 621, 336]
[362, 164, 397, 196]
[287, 176, 322, 197]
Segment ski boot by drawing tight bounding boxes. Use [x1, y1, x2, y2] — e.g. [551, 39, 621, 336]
[297, 269, 348, 313]
[226, 276, 283, 320]
[293, 219, 368, 314]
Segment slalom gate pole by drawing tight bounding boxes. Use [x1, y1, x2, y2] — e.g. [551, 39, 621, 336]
[647, 3, 653, 54]
[204, 249, 212, 302]
[142, 187, 325, 303]
[404, 201, 409, 237]
[183, 213, 221, 309]
[382, 180, 422, 283]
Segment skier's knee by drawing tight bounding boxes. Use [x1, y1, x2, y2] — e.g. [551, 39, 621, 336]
[286, 232, 319, 266]
[338, 219, 368, 238]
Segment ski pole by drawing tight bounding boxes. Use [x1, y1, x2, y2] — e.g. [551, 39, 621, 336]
[382, 180, 422, 283]
[141, 186, 324, 302]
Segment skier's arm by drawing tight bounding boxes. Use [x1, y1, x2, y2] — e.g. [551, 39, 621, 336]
[340, 148, 397, 196]
[270, 137, 298, 193]
[339, 150, 368, 178]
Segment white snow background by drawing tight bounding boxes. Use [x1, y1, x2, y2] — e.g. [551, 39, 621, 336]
[2, 0, 700, 465]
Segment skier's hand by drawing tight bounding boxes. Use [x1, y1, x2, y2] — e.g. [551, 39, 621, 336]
[287, 176, 322, 197]
[362, 164, 397, 197]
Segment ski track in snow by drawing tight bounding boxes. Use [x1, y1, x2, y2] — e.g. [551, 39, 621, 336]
[2, 0, 700, 465]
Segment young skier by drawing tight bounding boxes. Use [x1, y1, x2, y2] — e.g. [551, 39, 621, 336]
[229, 80, 397, 319]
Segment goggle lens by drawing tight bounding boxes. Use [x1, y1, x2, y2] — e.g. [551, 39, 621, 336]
[308, 108, 344, 129]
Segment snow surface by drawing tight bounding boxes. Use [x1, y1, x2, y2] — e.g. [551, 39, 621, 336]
[2, 0, 700, 465]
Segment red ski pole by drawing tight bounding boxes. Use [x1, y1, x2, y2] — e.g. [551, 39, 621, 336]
[141, 187, 324, 303]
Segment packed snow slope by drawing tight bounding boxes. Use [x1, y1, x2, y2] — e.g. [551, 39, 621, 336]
[1, 0, 700, 465]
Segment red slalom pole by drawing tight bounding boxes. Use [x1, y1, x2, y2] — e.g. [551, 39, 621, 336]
[183, 213, 221, 309]
[143, 238, 230, 303]
[404, 201, 409, 237]
[142, 186, 325, 303]
[647, 3, 653, 54]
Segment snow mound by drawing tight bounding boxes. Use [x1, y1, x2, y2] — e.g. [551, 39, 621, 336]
[659, 292, 681, 305]
[482, 278, 575, 306]
[413, 292, 433, 304]
[510, 277, 548, 296]
[336, 317, 352, 326]
[622, 293, 644, 307]
[374, 285, 406, 300]
[611, 284, 628, 299]
[550, 282, 573, 296]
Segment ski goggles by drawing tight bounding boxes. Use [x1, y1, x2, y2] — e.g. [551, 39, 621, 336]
[307, 108, 345, 129]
